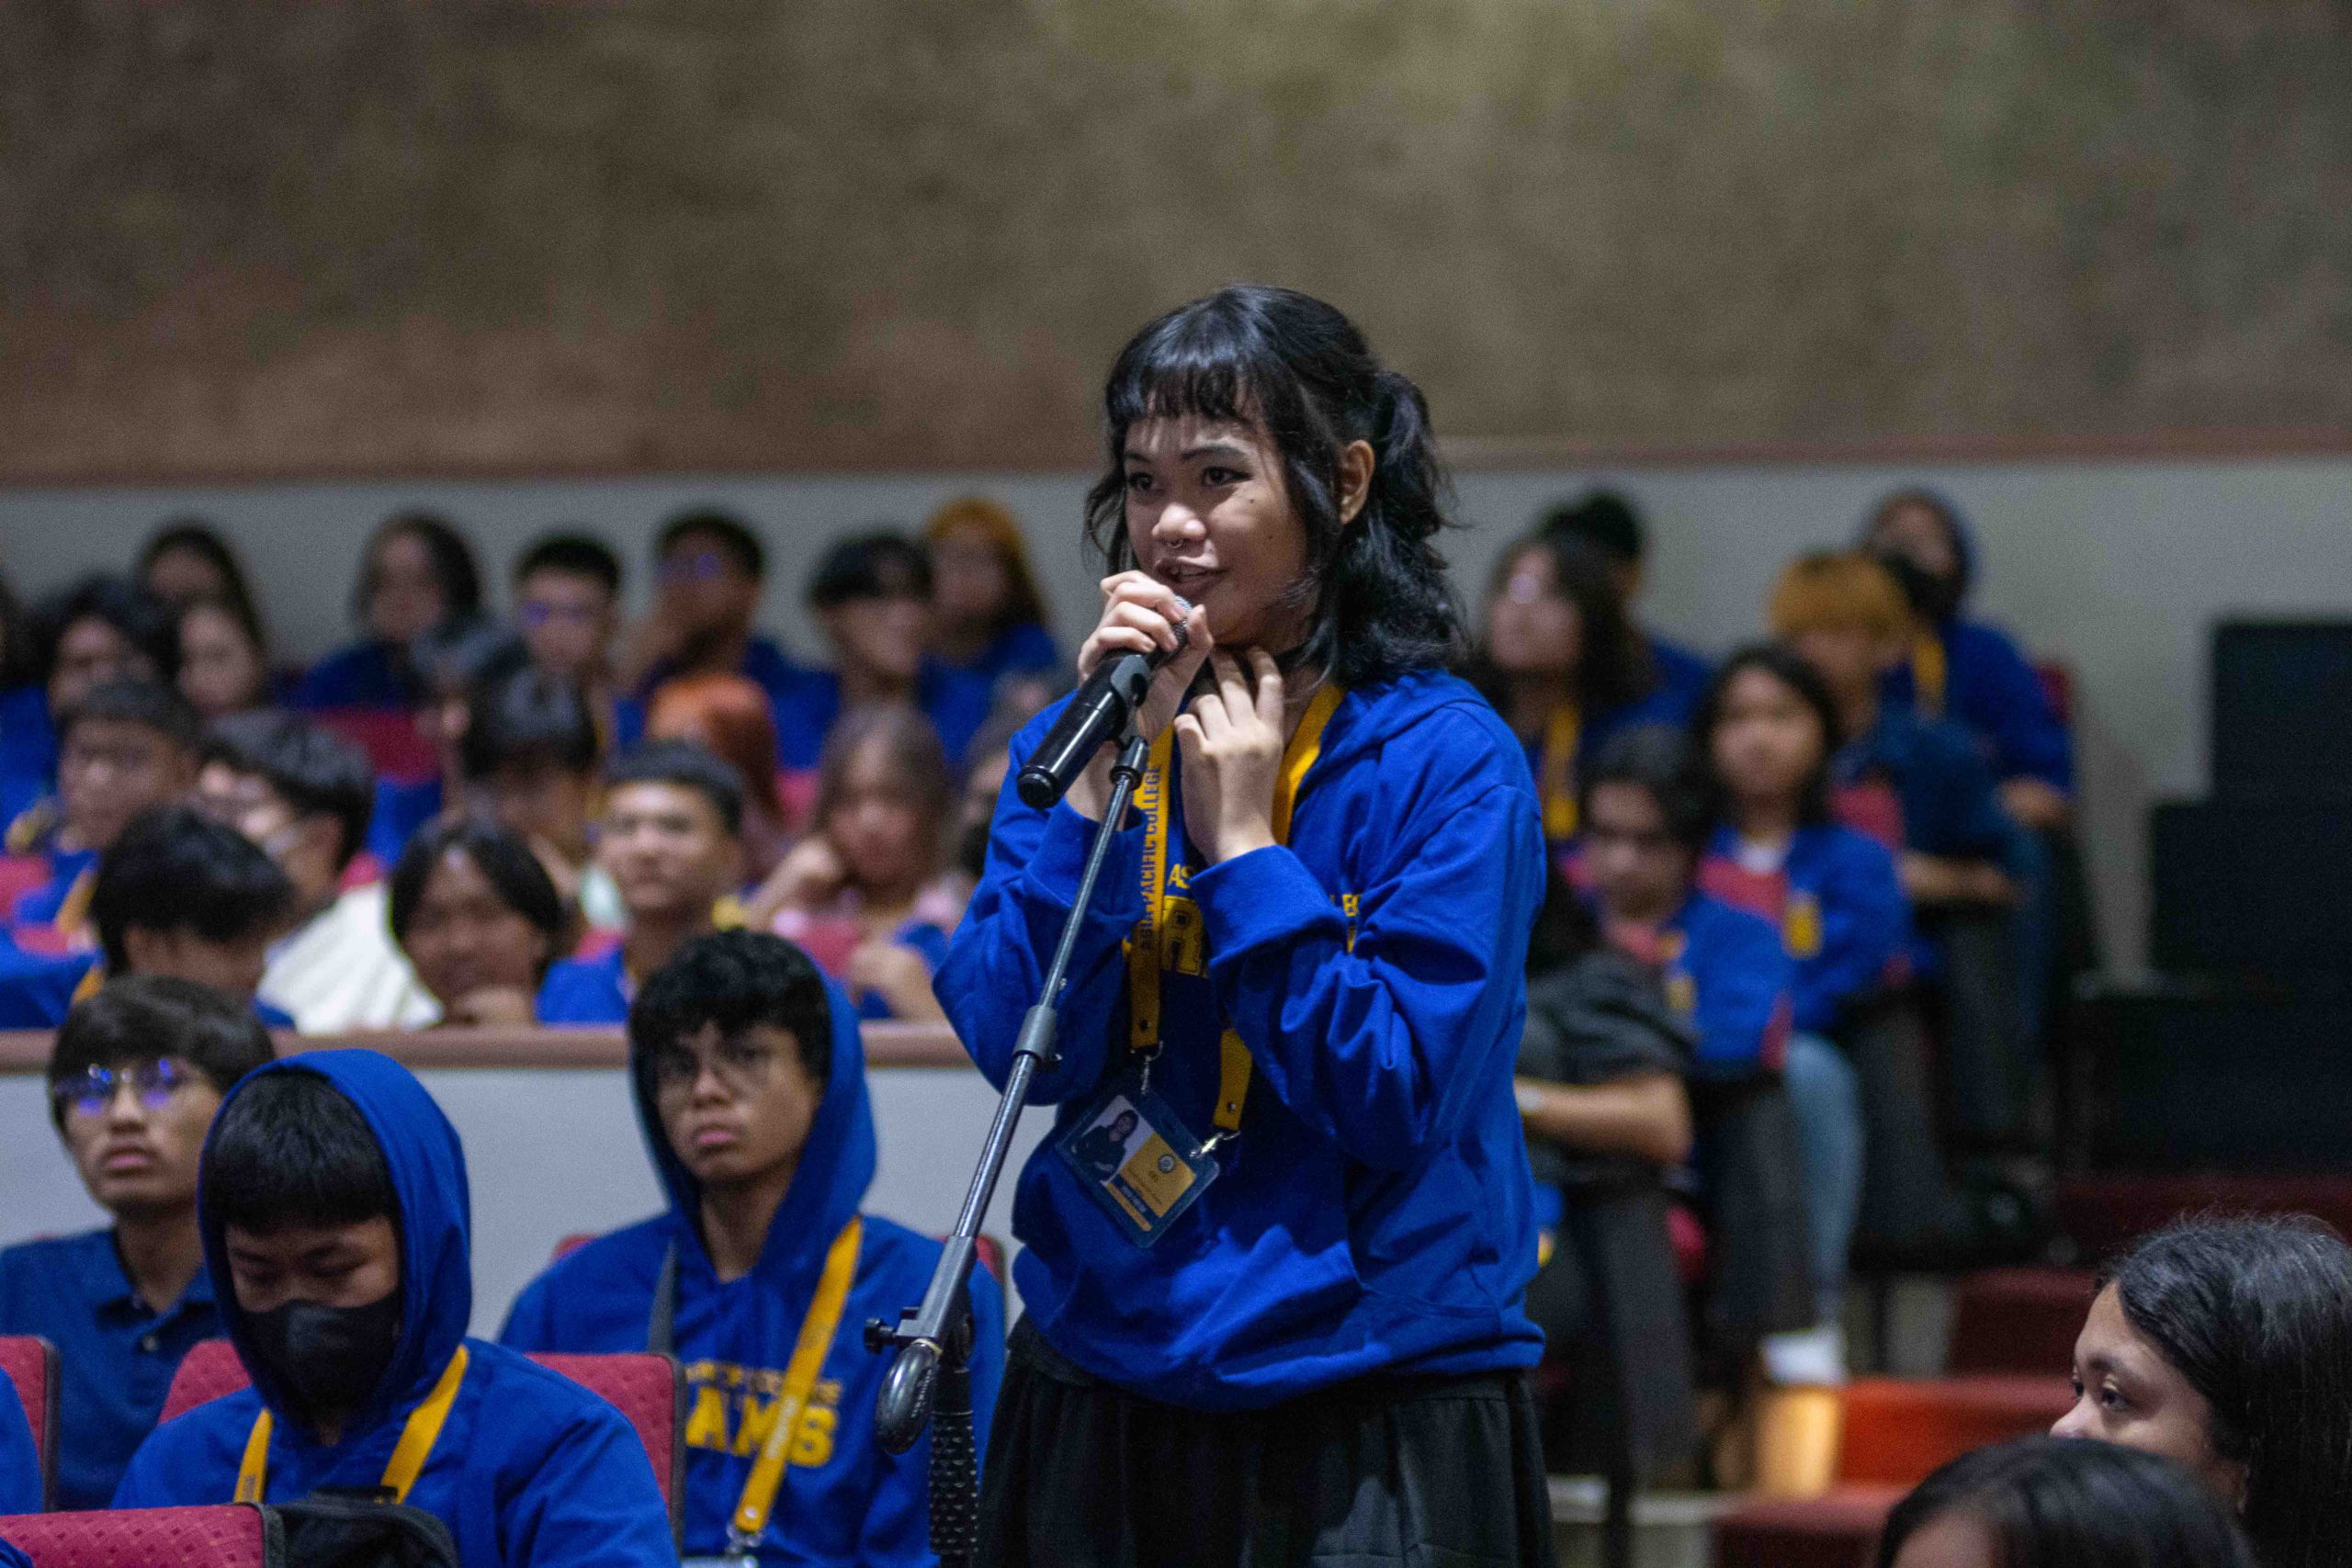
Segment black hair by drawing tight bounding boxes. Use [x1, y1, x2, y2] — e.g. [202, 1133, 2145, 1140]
[603, 739, 745, 837]
[1080, 285, 1463, 689]
[1876, 1436, 2256, 1568]
[459, 666, 599, 781]
[806, 530, 933, 608]
[2099, 1216, 2352, 1568]
[204, 1068, 397, 1235]
[386, 817, 568, 976]
[411, 616, 526, 702]
[514, 532, 624, 596]
[140, 518, 265, 628]
[1862, 486, 1974, 602]
[91, 805, 295, 974]
[657, 509, 765, 581]
[1525, 858, 1605, 976]
[1467, 531, 1657, 716]
[354, 510, 482, 628]
[1538, 490, 1645, 568]
[203, 712, 377, 873]
[34, 574, 181, 687]
[1583, 724, 1711, 852]
[49, 976, 277, 1129]
[1689, 644, 1841, 828]
[628, 931, 832, 1099]
[59, 677, 204, 756]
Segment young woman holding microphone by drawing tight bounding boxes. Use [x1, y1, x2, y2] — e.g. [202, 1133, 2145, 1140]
[938, 285, 1555, 1566]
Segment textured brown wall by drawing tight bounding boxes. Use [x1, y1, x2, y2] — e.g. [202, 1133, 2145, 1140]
[5, 1, 2352, 479]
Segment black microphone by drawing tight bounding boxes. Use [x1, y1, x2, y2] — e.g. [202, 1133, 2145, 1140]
[1016, 612, 1190, 809]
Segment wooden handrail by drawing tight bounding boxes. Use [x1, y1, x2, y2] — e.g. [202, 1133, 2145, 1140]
[0, 1021, 975, 1076]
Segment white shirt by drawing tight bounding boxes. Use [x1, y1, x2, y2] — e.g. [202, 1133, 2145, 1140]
[258, 881, 438, 1033]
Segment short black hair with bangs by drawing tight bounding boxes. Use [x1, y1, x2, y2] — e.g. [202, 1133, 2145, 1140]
[1080, 285, 1463, 690]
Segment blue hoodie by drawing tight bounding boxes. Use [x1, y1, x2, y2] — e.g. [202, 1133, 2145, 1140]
[1866, 491, 2074, 791]
[1700, 823, 1910, 1037]
[937, 669, 1546, 1411]
[113, 1051, 676, 1568]
[1620, 889, 1794, 1081]
[501, 972, 1003, 1566]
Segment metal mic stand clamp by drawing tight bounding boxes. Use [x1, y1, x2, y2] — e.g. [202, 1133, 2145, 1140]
[867, 728, 1154, 1568]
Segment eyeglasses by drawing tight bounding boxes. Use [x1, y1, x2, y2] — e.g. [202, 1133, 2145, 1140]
[657, 551, 733, 585]
[519, 601, 602, 628]
[51, 1059, 194, 1120]
[650, 1035, 782, 1097]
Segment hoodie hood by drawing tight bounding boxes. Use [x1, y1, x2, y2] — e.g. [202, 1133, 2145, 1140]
[1860, 486, 1975, 622]
[199, 1048, 471, 1438]
[1291, 666, 1495, 780]
[629, 972, 876, 1295]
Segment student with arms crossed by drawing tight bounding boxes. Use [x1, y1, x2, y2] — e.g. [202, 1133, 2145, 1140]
[941, 287, 1554, 1564]
[0, 977, 276, 1509]
[537, 740, 745, 1025]
[504, 931, 1006, 1565]
[113, 1049, 676, 1566]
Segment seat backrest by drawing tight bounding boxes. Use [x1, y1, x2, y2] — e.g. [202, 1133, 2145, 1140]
[0, 1506, 269, 1568]
[158, 1341, 249, 1426]
[0, 1337, 56, 1511]
[525, 1353, 684, 1540]
[153, 1342, 682, 1542]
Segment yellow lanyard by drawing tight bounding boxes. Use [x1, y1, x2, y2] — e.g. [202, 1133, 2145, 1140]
[234, 1344, 469, 1505]
[1538, 705, 1581, 840]
[729, 1217, 864, 1546]
[52, 866, 95, 942]
[1910, 631, 1948, 718]
[1127, 683, 1343, 1138]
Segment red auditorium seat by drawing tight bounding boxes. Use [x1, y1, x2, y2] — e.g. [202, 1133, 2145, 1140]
[525, 1353, 684, 1530]
[0, 1506, 270, 1568]
[157, 1340, 247, 1424]
[2055, 1172, 2352, 1262]
[1946, 1268, 2095, 1376]
[1711, 1375, 2074, 1565]
[0, 1337, 57, 1511]
[160, 1341, 683, 1520]
[1711, 1486, 1904, 1568]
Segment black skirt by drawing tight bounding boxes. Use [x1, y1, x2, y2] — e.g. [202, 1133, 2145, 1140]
[976, 1318, 1560, 1568]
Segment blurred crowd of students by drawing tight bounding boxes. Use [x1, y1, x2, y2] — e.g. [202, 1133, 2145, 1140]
[0, 497, 1068, 1035]
[0, 478, 2088, 1490]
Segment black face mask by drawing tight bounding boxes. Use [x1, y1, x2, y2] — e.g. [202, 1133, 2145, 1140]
[1871, 548, 1964, 625]
[244, 1292, 402, 1424]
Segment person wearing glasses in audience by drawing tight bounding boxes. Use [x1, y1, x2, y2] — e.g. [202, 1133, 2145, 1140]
[626, 510, 827, 756]
[0, 977, 275, 1509]
[504, 931, 1006, 1567]
[512, 532, 643, 754]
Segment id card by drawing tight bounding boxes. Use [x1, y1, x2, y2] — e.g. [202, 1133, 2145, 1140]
[1057, 1080, 1219, 1247]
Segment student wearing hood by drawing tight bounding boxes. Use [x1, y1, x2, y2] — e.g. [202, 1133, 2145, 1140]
[502, 930, 1006, 1565]
[112, 1049, 676, 1568]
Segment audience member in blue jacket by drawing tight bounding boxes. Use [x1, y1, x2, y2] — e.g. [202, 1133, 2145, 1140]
[629, 510, 835, 769]
[0, 683, 52, 840]
[537, 741, 745, 1025]
[9, 681, 203, 940]
[504, 932, 1005, 1565]
[923, 495, 1064, 684]
[938, 288, 1554, 1564]
[1471, 527, 1690, 859]
[790, 532, 997, 769]
[0, 1380, 35, 1515]
[0, 979, 274, 1510]
[293, 513, 482, 712]
[1582, 725, 1855, 1383]
[1860, 488, 2073, 824]
[510, 532, 645, 756]
[1690, 646, 1911, 1035]
[0, 937, 96, 1027]
[114, 1048, 675, 1567]
[1539, 488, 1713, 718]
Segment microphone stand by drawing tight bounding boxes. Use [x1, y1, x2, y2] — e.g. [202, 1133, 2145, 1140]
[866, 728, 1154, 1568]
